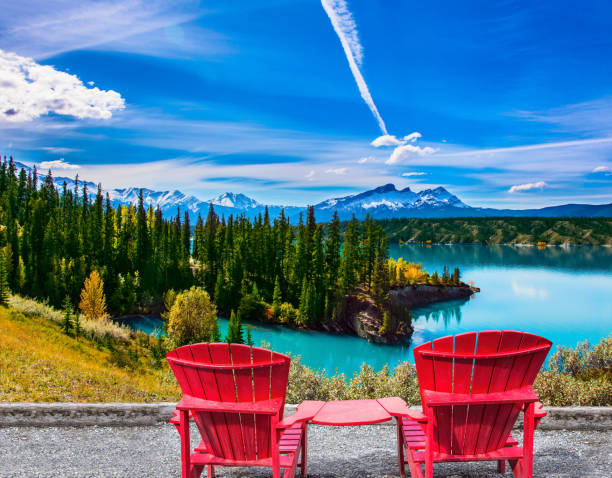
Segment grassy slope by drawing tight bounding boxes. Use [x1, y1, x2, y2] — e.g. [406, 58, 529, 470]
[0, 307, 179, 402]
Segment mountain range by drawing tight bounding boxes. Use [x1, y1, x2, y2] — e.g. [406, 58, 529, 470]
[16, 162, 612, 221]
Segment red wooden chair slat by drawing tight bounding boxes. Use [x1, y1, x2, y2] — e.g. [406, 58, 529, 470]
[431, 336, 453, 454]
[398, 330, 551, 478]
[230, 344, 258, 461]
[167, 343, 301, 478]
[462, 331, 501, 456]
[252, 347, 274, 459]
[481, 331, 523, 453]
[450, 331, 477, 455]
[189, 344, 228, 459]
[208, 343, 244, 461]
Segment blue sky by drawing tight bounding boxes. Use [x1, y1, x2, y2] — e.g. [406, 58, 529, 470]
[0, 0, 611, 207]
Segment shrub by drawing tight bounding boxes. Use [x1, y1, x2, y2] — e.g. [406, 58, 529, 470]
[166, 286, 219, 348]
[237, 294, 267, 322]
[277, 302, 299, 325]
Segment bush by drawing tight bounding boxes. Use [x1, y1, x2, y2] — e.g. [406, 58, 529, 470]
[237, 294, 267, 322]
[166, 286, 219, 349]
[277, 302, 299, 325]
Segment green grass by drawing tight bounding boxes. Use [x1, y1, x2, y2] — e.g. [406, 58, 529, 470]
[0, 306, 179, 402]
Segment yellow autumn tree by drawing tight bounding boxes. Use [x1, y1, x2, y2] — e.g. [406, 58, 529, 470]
[79, 270, 109, 321]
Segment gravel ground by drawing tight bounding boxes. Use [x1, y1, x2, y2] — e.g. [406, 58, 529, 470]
[1, 425, 610, 477]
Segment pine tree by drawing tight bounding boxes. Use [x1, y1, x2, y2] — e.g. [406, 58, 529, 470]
[73, 311, 81, 338]
[452, 267, 461, 285]
[61, 295, 73, 335]
[246, 326, 254, 347]
[371, 252, 390, 307]
[226, 310, 244, 344]
[442, 265, 451, 285]
[272, 275, 282, 316]
[0, 252, 10, 306]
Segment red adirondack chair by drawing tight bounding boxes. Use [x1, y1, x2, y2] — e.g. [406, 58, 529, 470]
[167, 343, 324, 478]
[380, 331, 551, 478]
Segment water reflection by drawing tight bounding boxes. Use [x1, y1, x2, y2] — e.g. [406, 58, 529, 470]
[412, 298, 467, 328]
[390, 244, 612, 273]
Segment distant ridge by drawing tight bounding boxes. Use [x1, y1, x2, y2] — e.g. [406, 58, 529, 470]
[14, 162, 612, 221]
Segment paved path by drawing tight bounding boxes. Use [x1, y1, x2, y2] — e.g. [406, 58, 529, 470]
[1, 425, 610, 477]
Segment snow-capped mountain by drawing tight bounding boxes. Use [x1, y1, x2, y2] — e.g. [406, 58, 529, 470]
[12, 161, 611, 220]
[210, 192, 261, 210]
[312, 184, 470, 221]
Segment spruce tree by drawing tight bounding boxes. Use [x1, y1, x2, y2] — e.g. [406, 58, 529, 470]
[226, 310, 244, 344]
[246, 326, 254, 346]
[61, 295, 73, 335]
[0, 252, 10, 306]
[272, 275, 282, 316]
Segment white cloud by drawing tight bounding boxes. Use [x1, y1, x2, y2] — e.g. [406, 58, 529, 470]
[357, 156, 370, 163]
[305, 169, 315, 180]
[0, 50, 125, 122]
[321, 0, 387, 134]
[593, 165, 611, 173]
[403, 132, 422, 143]
[386, 144, 437, 164]
[325, 167, 348, 175]
[39, 159, 80, 170]
[508, 181, 547, 193]
[371, 134, 403, 147]
[402, 172, 427, 177]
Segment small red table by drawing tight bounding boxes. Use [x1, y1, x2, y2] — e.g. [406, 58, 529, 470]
[308, 399, 393, 426]
[296, 397, 416, 476]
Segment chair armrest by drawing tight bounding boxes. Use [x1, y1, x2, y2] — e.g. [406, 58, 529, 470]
[534, 401, 546, 418]
[423, 385, 538, 407]
[377, 397, 427, 423]
[277, 401, 325, 429]
[177, 395, 285, 415]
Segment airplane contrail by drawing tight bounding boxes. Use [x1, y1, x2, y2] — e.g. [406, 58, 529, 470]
[321, 0, 388, 135]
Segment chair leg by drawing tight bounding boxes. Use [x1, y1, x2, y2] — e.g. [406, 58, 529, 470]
[207, 465, 215, 478]
[180, 410, 191, 478]
[301, 423, 308, 476]
[497, 460, 506, 473]
[396, 418, 406, 477]
[191, 465, 204, 478]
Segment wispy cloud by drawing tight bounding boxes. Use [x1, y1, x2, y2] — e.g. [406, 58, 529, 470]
[0, 49, 125, 122]
[508, 181, 547, 193]
[39, 146, 82, 154]
[513, 97, 612, 136]
[402, 172, 426, 177]
[325, 167, 348, 175]
[321, 0, 387, 134]
[593, 166, 612, 173]
[0, 0, 214, 60]
[39, 159, 80, 170]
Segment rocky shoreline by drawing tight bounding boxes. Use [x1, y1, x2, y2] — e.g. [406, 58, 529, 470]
[327, 283, 478, 344]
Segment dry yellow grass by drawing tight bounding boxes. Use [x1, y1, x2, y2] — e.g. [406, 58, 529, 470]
[0, 307, 180, 402]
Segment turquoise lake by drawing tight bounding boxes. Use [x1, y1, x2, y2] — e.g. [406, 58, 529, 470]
[117, 245, 612, 377]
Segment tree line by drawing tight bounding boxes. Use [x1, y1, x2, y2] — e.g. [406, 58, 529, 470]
[0, 156, 389, 329]
[0, 157, 193, 314]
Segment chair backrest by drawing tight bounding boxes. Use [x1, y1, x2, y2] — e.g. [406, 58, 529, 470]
[413, 330, 551, 456]
[167, 343, 290, 461]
